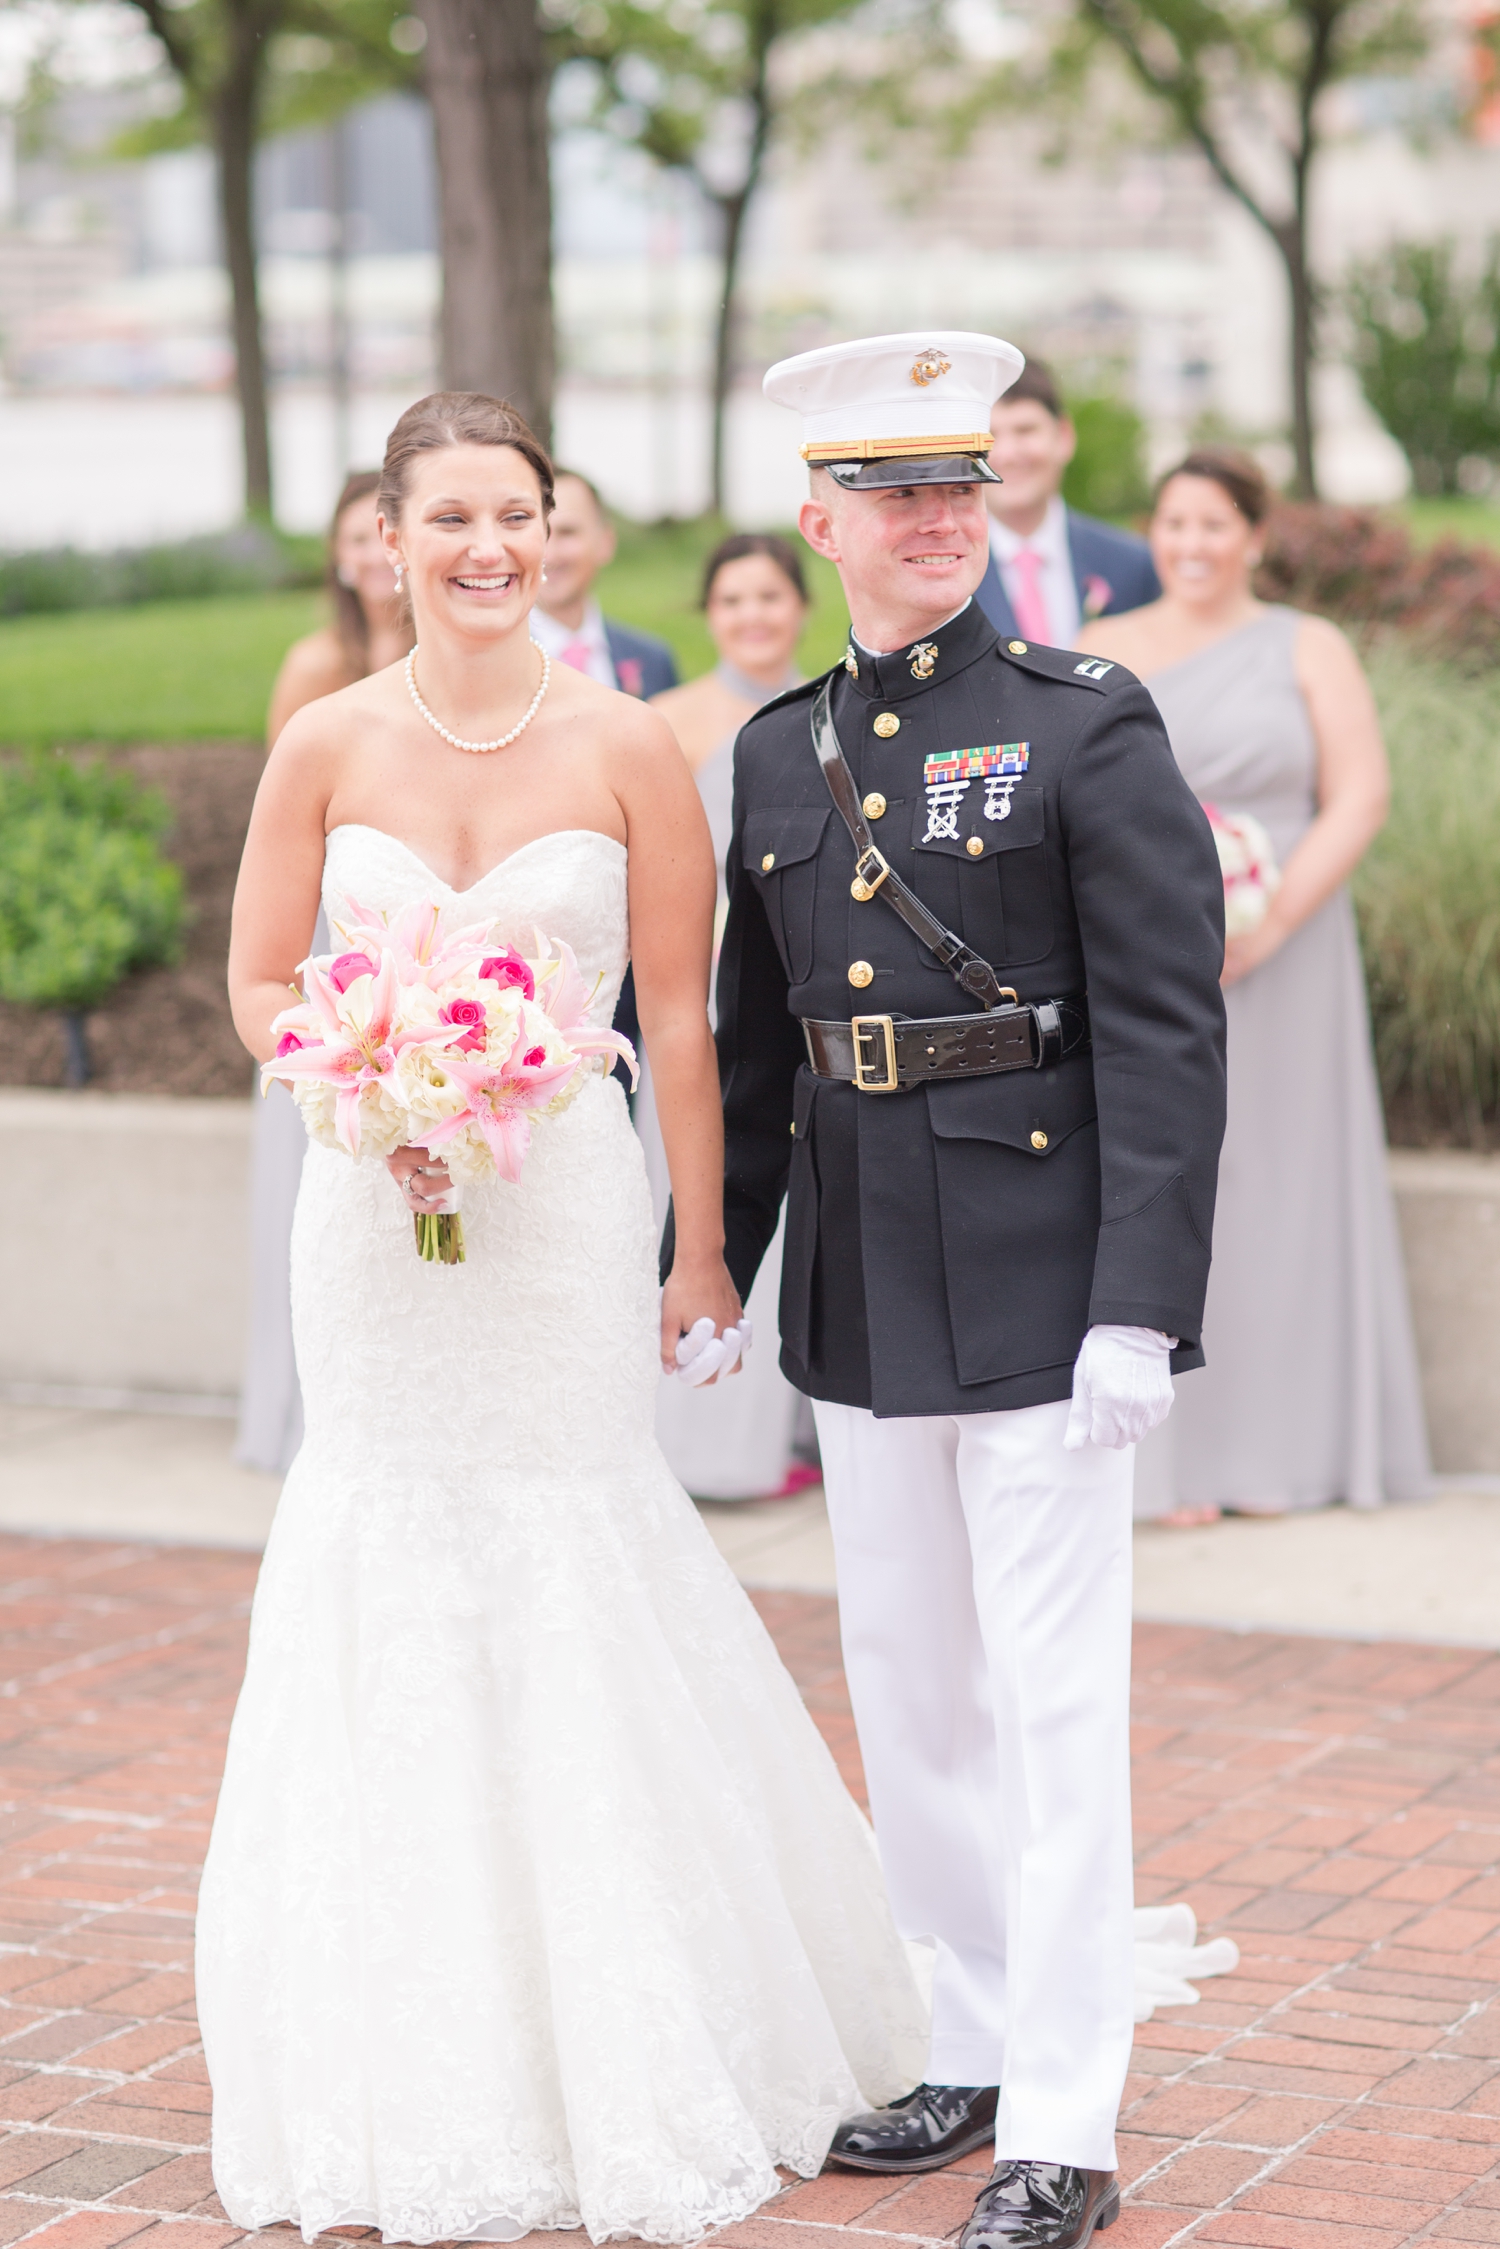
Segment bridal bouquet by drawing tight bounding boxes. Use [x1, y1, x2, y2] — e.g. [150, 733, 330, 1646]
[1202, 803, 1281, 938]
[264, 898, 636, 1264]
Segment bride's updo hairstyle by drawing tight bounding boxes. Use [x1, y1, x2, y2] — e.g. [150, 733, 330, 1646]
[1153, 444, 1269, 526]
[377, 391, 556, 528]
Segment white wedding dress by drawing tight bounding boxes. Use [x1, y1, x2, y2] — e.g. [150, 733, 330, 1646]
[195, 824, 925, 2249]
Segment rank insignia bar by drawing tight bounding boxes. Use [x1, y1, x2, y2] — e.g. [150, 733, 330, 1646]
[923, 744, 1030, 786]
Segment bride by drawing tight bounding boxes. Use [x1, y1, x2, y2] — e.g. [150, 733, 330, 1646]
[198, 391, 924, 2248]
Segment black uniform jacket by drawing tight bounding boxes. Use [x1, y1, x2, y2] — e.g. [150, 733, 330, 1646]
[697, 598, 1228, 1420]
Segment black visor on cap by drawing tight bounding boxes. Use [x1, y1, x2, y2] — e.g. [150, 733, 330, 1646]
[823, 454, 1001, 491]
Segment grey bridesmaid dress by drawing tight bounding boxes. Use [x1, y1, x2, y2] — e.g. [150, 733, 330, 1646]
[1134, 606, 1431, 1516]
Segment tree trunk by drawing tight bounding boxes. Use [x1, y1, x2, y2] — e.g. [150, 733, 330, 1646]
[709, 190, 751, 517]
[418, 0, 555, 443]
[1276, 217, 1317, 499]
[214, 1, 274, 517]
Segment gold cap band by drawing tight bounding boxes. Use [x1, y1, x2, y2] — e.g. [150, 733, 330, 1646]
[800, 431, 992, 464]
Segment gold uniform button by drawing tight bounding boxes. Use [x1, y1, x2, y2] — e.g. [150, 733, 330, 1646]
[1030, 1129, 1049, 1151]
[873, 712, 900, 738]
[863, 792, 887, 820]
[1009, 639, 1028, 655]
[966, 836, 984, 856]
[761, 851, 775, 872]
[848, 961, 874, 989]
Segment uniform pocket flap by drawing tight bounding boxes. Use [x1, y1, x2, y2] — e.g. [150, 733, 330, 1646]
[911, 787, 1044, 858]
[744, 807, 830, 873]
[926, 1056, 1097, 1156]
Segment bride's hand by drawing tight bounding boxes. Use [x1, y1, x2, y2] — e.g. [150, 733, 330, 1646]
[386, 1147, 453, 1210]
[661, 1257, 744, 1385]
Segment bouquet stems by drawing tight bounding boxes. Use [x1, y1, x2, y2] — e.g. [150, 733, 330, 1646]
[414, 1210, 466, 1264]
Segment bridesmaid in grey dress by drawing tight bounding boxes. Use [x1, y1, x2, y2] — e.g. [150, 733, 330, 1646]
[234, 473, 413, 1472]
[641, 534, 818, 1498]
[1078, 447, 1430, 1519]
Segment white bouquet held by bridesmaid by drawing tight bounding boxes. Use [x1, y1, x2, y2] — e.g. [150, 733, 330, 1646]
[1202, 802, 1281, 937]
[263, 897, 636, 1263]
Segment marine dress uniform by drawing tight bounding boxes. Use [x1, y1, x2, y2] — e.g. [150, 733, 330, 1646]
[707, 334, 1227, 2248]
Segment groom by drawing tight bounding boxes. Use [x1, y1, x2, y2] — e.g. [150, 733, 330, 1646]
[701, 335, 1226, 2249]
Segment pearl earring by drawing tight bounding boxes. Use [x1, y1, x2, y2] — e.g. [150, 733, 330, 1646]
[393, 561, 404, 592]
[541, 569, 548, 583]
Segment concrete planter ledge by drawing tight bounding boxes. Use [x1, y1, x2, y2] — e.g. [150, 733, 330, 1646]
[0, 1088, 251, 1403]
[1, 1091, 1497, 1476]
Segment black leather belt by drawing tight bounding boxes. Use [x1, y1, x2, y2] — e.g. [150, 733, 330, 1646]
[802, 994, 1089, 1093]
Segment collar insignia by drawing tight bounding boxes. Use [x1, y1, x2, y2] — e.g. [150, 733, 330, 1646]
[844, 647, 859, 676]
[908, 641, 939, 681]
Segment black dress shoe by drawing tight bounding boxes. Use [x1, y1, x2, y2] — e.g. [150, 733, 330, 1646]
[827, 2083, 1000, 2173]
[958, 2162, 1119, 2249]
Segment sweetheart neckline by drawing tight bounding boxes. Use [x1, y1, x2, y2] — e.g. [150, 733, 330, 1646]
[325, 823, 627, 899]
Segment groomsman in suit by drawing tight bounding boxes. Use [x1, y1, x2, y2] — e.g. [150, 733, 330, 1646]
[534, 468, 678, 1076]
[976, 361, 1158, 648]
[702, 333, 1226, 2248]
[533, 469, 679, 698]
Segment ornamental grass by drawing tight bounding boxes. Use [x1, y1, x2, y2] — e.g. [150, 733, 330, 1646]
[1356, 644, 1500, 1147]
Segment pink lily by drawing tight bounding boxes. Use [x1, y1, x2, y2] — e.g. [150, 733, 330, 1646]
[416, 1035, 582, 1185]
[264, 949, 462, 1155]
[530, 932, 640, 1089]
[333, 894, 494, 990]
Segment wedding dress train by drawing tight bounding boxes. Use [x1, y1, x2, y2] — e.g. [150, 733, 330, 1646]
[195, 824, 925, 2248]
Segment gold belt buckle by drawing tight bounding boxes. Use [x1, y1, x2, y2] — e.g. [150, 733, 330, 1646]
[851, 1014, 899, 1092]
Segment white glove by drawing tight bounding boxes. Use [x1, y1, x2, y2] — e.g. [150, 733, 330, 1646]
[1063, 1324, 1178, 1451]
[674, 1316, 753, 1386]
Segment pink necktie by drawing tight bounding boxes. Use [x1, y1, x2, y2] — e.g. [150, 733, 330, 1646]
[1010, 549, 1052, 645]
[560, 639, 591, 673]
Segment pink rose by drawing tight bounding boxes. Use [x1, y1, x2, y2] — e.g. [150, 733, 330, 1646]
[328, 950, 379, 993]
[479, 949, 535, 1001]
[617, 657, 645, 698]
[1082, 574, 1114, 620]
[440, 997, 488, 1053]
[522, 1044, 547, 1068]
[275, 1031, 305, 1058]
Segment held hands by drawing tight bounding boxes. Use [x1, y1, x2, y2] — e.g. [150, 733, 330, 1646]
[660, 1257, 746, 1387]
[1064, 1324, 1178, 1451]
[672, 1315, 755, 1385]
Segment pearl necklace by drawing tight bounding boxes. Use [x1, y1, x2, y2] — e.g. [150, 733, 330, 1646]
[404, 642, 552, 754]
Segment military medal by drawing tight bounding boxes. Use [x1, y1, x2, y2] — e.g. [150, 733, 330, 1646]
[921, 744, 1029, 840]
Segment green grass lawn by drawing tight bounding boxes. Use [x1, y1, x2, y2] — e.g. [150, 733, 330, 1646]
[1395, 497, 1500, 552]
[0, 591, 322, 744]
[0, 525, 854, 745]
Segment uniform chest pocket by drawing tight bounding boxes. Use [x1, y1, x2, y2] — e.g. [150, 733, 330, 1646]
[909, 785, 1052, 968]
[744, 807, 829, 984]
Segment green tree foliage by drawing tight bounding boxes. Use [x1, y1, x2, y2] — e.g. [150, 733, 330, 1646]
[861, 0, 1434, 500]
[1345, 238, 1500, 497]
[1062, 393, 1151, 520]
[0, 757, 184, 1015]
[110, 0, 421, 516]
[551, 0, 867, 511]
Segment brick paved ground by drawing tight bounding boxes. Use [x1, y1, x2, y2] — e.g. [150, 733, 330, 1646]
[0, 1536, 1497, 2249]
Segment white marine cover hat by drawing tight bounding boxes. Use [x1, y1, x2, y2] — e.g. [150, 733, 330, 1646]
[762, 330, 1025, 488]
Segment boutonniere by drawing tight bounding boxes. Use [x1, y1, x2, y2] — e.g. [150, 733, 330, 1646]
[1082, 574, 1113, 620]
[616, 657, 645, 698]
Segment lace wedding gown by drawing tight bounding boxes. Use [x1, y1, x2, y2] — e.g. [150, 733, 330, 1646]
[195, 824, 925, 2249]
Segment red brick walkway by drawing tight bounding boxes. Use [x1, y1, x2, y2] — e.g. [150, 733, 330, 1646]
[0, 1537, 1497, 2249]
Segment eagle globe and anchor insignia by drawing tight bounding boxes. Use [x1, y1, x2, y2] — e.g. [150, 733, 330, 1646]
[909, 348, 952, 387]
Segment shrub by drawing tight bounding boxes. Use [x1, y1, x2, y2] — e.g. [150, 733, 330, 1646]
[1355, 646, 1500, 1146]
[1344, 238, 1500, 497]
[0, 525, 322, 617]
[1062, 395, 1152, 522]
[0, 755, 185, 1040]
[1256, 501, 1500, 668]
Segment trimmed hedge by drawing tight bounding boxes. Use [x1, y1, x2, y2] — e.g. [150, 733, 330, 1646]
[0, 754, 185, 1015]
[1258, 502, 1500, 668]
[0, 525, 322, 618]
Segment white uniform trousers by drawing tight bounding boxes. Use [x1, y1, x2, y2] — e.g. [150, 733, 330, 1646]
[813, 1396, 1135, 2173]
